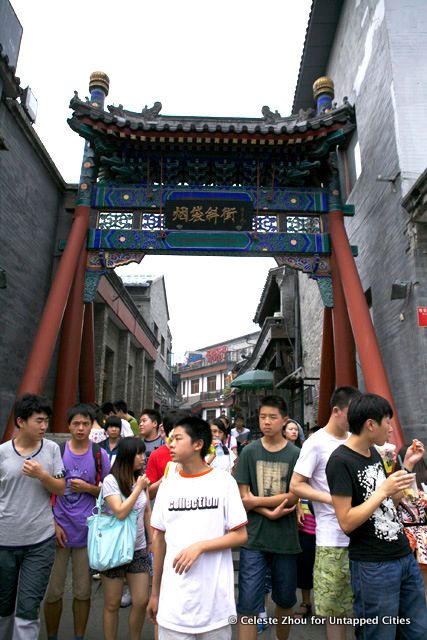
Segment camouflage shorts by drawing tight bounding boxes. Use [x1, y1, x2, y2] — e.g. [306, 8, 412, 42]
[313, 546, 353, 617]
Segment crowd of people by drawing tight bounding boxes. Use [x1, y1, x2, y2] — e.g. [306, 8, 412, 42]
[0, 390, 426, 640]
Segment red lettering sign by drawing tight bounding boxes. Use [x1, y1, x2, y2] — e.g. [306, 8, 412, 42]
[417, 307, 427, 327]
[206, 345, 227, 363]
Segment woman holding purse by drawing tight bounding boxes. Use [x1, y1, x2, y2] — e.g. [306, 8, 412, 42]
[100, 437, 151, 640]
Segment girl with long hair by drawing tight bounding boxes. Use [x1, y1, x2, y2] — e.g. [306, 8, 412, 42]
[100, 437, 151, 640]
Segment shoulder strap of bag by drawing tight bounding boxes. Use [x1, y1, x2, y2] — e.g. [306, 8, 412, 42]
[51, 441, 67, 508]
[92, 442, 102, 485]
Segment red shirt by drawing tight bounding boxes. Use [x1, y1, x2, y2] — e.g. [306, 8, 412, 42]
[146, 444, 172, 483]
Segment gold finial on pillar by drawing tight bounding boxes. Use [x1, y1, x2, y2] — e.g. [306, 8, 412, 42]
[89, 71, 110, 97]
[313, 77, 334, 114]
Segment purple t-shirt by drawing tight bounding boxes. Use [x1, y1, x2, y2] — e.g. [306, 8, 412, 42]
[53, 442, 110, 547]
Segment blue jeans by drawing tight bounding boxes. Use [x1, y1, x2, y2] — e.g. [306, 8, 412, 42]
[350, 554, 427, 640]
[237, 547, 297, 614]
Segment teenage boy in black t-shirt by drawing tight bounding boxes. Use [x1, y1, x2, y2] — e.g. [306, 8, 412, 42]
[326, 393, 427, 640]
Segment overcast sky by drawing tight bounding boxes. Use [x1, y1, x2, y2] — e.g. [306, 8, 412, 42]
[11, 0, 312, 362]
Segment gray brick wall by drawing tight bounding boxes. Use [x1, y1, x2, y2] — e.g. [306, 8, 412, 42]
[298, 0, 427, 441]
[0, 102, 68, 435]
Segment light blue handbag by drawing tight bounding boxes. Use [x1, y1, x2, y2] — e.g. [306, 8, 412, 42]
[87, 487, 138, 571]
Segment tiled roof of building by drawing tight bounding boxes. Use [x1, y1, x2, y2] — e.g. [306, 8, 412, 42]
[253, 267, 284, 325]
[292, 0, 344, 112]
[68, 92, 354, 140]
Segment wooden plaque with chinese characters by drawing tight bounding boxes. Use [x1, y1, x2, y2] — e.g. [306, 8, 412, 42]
[165, 199, 253, 231]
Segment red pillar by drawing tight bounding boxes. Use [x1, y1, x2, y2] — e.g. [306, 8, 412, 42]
[79, 303, 97, 404]
[328, 209, 404, 449]
[317, 307, 335, 427]
[330, 252, 358, 387]
[2, 205, 91, 442]
[51, 244, 87, 432]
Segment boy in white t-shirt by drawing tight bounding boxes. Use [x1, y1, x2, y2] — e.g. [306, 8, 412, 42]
[290, 386, 361, 640]
[147, 416, 248, 640]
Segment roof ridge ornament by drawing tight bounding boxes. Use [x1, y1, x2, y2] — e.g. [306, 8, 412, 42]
[141, 101, 162, 119]
[261, 106, 282, 123]
[296, 106, 316, 122]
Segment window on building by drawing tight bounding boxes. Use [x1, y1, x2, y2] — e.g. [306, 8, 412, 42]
[128, 364, 134, 407]
[206, 409, 217, 422]
[103, 347, 114, 401]
[207, 375, 217, 392]
[191, 378, 200, 394]
[181, 380, 186, 396]
[161, 336, 165, 357]
[153, 322, 158, 339]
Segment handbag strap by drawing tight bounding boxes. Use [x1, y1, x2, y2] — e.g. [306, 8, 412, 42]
[94, 485, 104, 512]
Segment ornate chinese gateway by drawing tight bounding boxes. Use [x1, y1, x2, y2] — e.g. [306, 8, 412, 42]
[3, 73, 404, 446]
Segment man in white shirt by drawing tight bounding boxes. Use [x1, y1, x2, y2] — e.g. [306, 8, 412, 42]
[147, 416, 247, 640]
[290, 386, 361, 640]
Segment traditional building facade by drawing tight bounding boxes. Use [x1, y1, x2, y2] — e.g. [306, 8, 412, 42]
[240, 265, 314, 426]
[120, 274, 176, 413]
[294, 0, 427, 437]
[92, 271, 159, 416]
[176, 333, 260, 421]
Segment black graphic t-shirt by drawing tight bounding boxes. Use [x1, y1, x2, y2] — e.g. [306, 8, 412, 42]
[234, 439, 301, 554]
[326, 445, 410, 561]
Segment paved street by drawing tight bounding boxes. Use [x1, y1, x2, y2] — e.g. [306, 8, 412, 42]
[38, 572, 354, 640]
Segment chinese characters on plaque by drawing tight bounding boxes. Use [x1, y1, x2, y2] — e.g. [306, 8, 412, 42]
[165, 199, 252, 231]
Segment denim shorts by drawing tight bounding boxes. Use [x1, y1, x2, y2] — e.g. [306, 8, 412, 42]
[237, 547, 297, 614]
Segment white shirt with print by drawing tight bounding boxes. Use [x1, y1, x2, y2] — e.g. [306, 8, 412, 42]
[151, 467, 247, 633]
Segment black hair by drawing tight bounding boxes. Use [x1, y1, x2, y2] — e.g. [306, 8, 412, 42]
[162, 410, 191, 437]
[114, 400, 128, 414]
[66, 403, 95, 425]
[101, 402, 115, 415]
[348, 393, 393, 435]
[87, 402, 105, 427]
[174, 415, 212, 458]
[330, 386, 361, 411]
[260, 395, 288, 417]
[210, 419, 230, 455]
[395, 444, 427, 490]
[104, 415, 122, 430]
[14, 393, 52, 428]
[110, 437, 146, 497]
[141, 408, 161, 426]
